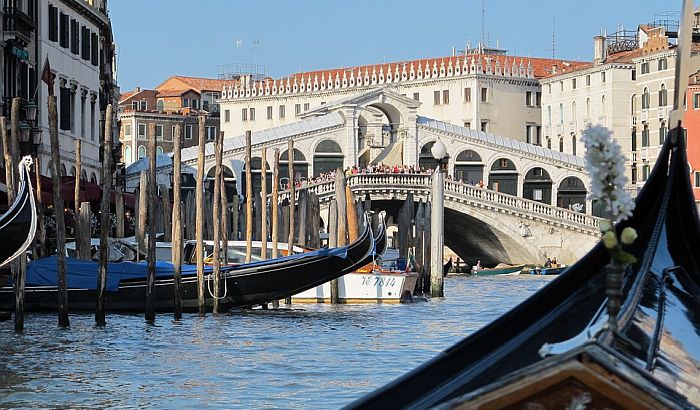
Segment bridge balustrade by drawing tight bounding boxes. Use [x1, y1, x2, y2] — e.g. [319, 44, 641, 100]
[277, 173, 601, 232]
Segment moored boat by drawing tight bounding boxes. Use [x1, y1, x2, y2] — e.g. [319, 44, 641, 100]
[471, 263, 525, 276]
[0, 156, 37, 268]
[0, 212, 379, 312]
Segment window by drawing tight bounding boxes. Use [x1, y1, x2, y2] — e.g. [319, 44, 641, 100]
[90, 99, 95, 141]
[70, 19, 79, 55]
[536, 126, 542, 146]
[206, 126, 216, 141]
[642, 164, 650, 181]
[124, 124, 131, 136]
[303, 103, 309, 111]
[138, 146, 146, 160]
[658, 58, 667, 71]
[241, 108, 248, 121]
[59, 12, 69, 48]
[156, 100, 164, 112]
[547, 137, 552, 149]
[185, 125, 193, 140]
[155, 124, 163, 140]
[559, 103, 564, 124]
[266, 106, 273, 120]
[559, 137, 564, 152]
[632, 166, 637, 185]
[695, 172, 700, 188]
[642, 87, 650, 109]
[694, 93, 700, 109]
[533, 189, 543, 201]
[572, 78, 577, 89]
[500, 159, 508, 168]
[586, 74, 591, 86]
[137, 123, 146, 140]
[413, 92, 420, 101]
[183, 98, 189, 108]
[548, 84, 552, 94]
[535, 92, 541, 107]
[464, 122, 471, 128]
[139, 100, 147, 111]
[279, 105, 286, 119]
[249, 107, 255, 121]
[642, 123, 649, 147]
[442, 90, 449, 104]
[192, 99, 199, 109]
[170, 126, 176, 141]
[481, 87, 488, 102]
[601, 72, 606, 83]
[434, 90, 441, 105]
[59, 86, 72, 130]
[586, 98, 591, 118]
[295, 104, 301, 116]
[560, 81, 564, 92]
[480, 121, 488, 132]
[48, 5, 58, 42]
[81, 26, 90, 60]
[124, 146, 132, 164]
[547, 105, 552, 125]
[659, 121, 667, 145]
[90, 33, 98, 66]
[641, 62, 649, 74]
[526, 91, 532, 106]
[572, 135, 577, 156]
[659, 84, 667, 106]
[224, 109, 230, 122]
[631, 69, 636, 80]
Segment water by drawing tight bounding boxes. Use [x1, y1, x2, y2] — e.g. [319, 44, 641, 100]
[0, 275, 552, 409]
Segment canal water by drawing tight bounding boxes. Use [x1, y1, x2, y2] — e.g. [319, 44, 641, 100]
[0, 275, 552, 409]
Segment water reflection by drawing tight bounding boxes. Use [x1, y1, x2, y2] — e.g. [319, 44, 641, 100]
[0, 275, 551, 409]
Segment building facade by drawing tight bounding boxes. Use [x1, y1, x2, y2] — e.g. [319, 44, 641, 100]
[685, 70, 700, 207]
[217, 50, 587, 167]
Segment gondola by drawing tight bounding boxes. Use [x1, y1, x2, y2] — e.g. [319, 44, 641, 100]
[0, 211, 383, 312]
[348, 8, 699, 409]
[0, 156, 37, 268]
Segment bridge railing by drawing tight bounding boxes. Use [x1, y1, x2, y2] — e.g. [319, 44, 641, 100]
[278, 173, 601, 231]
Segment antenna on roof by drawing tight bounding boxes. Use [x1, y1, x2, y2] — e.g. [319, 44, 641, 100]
[550, 13, 557, 58]
[481, 0, 486, 47]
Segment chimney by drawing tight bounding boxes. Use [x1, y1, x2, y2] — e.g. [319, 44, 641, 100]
[135, 86, 141, 92]
[551, 64, 557, 74]
[594, 35, 607, 65]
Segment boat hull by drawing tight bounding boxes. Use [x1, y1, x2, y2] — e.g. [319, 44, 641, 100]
[292, 271, 418, 303]
[472, 265, 525, 276]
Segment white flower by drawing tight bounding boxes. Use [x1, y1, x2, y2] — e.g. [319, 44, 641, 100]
[620, 227, 638, 245]
[598, 220, 612, 233]
[602, 231, 618, 249]
[582, 125, 635, 223]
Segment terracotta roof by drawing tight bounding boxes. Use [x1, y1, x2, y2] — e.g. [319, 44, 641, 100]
[155, 76, 229, 93]
[118, 89, 158, 104]
[156, 88, 195, 98]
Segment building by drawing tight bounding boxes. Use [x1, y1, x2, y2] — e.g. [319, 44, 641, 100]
[37, 0, 118, 183]
[117, 76, 227, 168]
[217, 48, 588, 168]
[685, 69, 700, 208]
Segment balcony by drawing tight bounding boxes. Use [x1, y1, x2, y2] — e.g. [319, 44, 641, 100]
[631, 151, 638, 163]
[569, 121, 576, 132]
[657, 106, 668, 119]
[3, 7, 36, 45]
[640, 109, 649, 122]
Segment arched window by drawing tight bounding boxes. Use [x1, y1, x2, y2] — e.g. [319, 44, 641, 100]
[642, 87, 650, 109]
[559, 137, 564, 152]
[61, 164, 67, 176]
[70, 166, 76, 176]
[156, 146, 163, 155]
[124, 146, 132, 164]
[81, 170, 87, 181]
[659, 84, 667, 106]
[547, 105, 552, 125]
[138, 145, 146, 159]
[280, 148, 308, 182]
[157, 100, 164, 112]
[454, 149, 484, 184]
[313, 140, 343, 177]
[90, 172, 97, 184]
[659, 121, 667, 145]
[631, 94, 636, 116]
[586, 98, 591, 119]
[572, 135, 577, 156]
[559, 103, 564, 124]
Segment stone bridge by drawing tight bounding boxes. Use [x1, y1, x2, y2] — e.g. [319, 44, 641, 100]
[282, 173, 602, 266]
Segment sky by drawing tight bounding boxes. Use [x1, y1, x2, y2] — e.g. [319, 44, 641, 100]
[109, 0, 682, 92]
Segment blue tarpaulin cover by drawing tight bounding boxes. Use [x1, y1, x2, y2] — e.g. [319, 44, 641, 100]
[26, 256, 210, 291]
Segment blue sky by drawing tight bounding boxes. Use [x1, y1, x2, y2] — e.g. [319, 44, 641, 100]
[109, 0, 679, 92]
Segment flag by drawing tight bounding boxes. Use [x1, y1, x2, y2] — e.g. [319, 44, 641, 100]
[41, 55, 55, 96]
[405, 251, 416, 272]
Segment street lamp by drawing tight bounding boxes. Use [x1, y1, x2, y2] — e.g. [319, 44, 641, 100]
[429, 138, 446, 297]
[25, 101, 37, 124]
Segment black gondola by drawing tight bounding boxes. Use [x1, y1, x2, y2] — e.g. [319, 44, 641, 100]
[0, 212, 384, 312]
[0, 156, 37, 268]
[348, 9, 699, 410]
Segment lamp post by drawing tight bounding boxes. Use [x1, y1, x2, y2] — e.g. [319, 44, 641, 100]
[430, 138, 446, 297]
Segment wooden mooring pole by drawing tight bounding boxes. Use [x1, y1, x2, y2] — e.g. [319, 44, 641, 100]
[245, 130, 253, 263]
[285, 139, 295, 304]
[271, 149, 279, 259]
[137, 172, 147, 260]
[212, 131, 224, 313]
[260, 146, 267, 260]
[145, 123, 157, 321]
[172, 125, 183, 318]
[195, 115, 206, 315]
[96, 103, 112, 325]
[74, 139, 81, 251]
[78, 202, 91, 260]
[49, 96, 69, 327]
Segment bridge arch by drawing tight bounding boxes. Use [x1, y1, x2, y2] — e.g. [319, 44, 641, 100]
[206, 164, 237, 196]
[242, 157, 272, 195]
[312, 139, 344, 176]
[556, 176, 587, 212]
[453, 149, 484, 184]
[523, 167, 553, 204]
[488, 157, 518, 195]
[280, 148, 308, 184]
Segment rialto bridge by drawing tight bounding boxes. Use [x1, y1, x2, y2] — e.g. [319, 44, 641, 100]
[175, 88, 602, 264]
